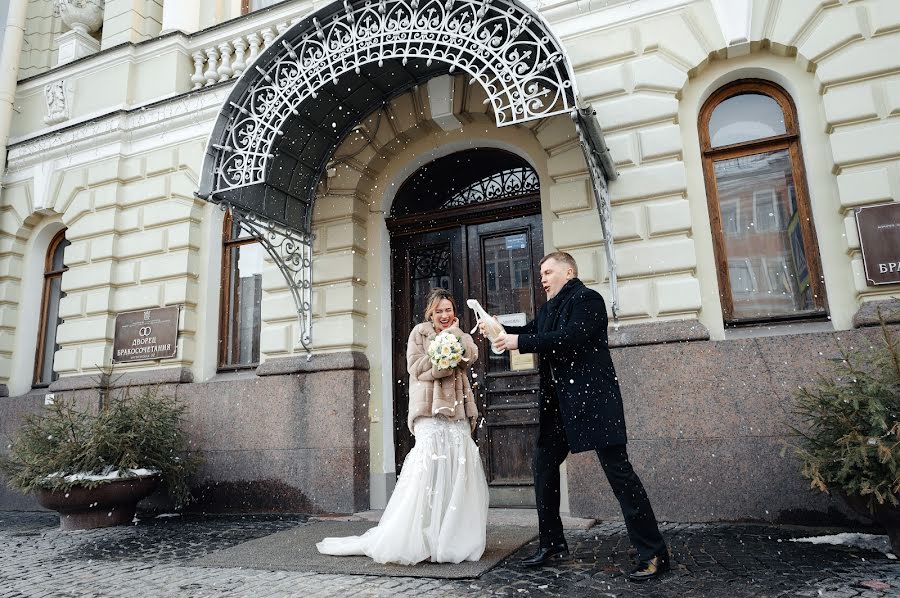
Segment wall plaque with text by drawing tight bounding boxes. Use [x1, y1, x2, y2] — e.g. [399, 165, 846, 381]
[113, 306, 180, 363]
[856, 203, 900, 286]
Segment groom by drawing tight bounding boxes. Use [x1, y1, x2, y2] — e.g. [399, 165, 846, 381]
[489, 251, 669, 581]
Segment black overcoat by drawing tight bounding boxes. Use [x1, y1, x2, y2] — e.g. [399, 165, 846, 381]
[504, 278, 627, 452]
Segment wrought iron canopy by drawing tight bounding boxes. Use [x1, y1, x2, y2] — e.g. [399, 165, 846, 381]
[197, 0, 621, 354]
[198, 0, 579, 231]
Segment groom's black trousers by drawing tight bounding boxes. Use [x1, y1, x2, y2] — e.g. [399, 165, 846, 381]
[533, 415, 666, 562]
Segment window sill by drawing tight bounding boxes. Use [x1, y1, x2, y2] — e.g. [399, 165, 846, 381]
[211, 366, 260, 382]
[723, 318, 834, 341]
[217, 363, 259, 371]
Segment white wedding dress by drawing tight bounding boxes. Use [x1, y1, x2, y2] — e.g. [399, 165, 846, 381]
[316, 415, 489, 565]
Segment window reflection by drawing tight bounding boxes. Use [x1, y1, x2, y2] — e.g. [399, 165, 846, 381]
[713, 150, 813, 319]
[220, 218, 263, 368]
[409, 245, 452, 326]
[709, 93, 786, 147]
[483, 233, 533, 372]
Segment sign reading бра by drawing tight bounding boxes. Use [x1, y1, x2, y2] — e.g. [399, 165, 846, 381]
[856, 203, 900, 286]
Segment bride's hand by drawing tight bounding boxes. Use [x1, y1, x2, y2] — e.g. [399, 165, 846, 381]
[469, 416, 478, 433]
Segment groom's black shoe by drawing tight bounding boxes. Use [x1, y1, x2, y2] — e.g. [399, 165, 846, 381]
[627, 552, 670, 582]
[519, 544, 570, 567]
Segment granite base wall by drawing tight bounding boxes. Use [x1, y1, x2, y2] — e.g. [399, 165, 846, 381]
[0, 353, 370, 514]
[0, 393, 47, 510]
[568, 326, 889, 525]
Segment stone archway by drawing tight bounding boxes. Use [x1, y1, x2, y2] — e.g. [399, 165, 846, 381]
[310, 82, 589, 507]
[197, 0, 617, 353]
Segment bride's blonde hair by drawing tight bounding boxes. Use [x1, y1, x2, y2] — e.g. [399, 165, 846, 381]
[423, 288, 457, 322]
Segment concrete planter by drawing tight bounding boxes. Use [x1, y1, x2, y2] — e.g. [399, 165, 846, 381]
[839, 491, 900, 554]
[37, 475, 160, 531]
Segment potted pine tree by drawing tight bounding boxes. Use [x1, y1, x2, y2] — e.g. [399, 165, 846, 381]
[0, 369, 200, 530]
[792, 309, 900, 552]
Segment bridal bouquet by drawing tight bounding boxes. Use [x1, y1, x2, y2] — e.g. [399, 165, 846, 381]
[427, 331, 467, 371]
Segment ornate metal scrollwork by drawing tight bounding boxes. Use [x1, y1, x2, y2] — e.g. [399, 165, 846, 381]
[219, 203, 314, 355]
[410, 245, 452, 280]
[211, 0, 577, 197]
[443, 166, 539, 208]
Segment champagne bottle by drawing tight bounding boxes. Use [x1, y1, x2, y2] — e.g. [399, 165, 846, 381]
[467, 299, 506, 355]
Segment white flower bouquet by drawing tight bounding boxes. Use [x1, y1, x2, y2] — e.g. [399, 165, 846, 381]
[427, 331, 468, 371]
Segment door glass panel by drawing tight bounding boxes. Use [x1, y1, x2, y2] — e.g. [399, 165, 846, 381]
[409, 244, 452, 326]
[482, 232, 534, 372]
[713, 149, 814, 320]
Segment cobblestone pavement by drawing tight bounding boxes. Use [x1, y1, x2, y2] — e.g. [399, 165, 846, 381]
[1, 512, 897, 597]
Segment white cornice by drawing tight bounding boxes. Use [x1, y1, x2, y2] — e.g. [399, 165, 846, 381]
[15, 0, 319, 92]
[5, 0, 719, 172]
[536, 0, 697, 38]
[16, 35, 194, 94]
[4, 86, 228, 175]
[17, 0, 705, 94]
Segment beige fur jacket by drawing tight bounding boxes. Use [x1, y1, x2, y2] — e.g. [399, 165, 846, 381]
[406, 321, 479, 433]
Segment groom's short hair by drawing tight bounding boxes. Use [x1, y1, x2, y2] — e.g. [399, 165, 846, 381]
[539, 251, 578, 277]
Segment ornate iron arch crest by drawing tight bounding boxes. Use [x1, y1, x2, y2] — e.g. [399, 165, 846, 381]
[201, 0, 579, 202]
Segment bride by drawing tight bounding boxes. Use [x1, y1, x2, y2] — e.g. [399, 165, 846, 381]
[316, 288, 489, 565]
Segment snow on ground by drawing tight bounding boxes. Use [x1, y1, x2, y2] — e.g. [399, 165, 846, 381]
[791, 533, 896, 558]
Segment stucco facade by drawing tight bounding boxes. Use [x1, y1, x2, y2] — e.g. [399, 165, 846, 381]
[1, 0, 898, 521]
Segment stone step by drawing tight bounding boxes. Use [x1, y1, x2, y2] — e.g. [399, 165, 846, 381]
[312, 508, 596, 530]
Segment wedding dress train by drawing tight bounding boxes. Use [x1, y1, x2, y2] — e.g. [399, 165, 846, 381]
[316, 415, 489, 565]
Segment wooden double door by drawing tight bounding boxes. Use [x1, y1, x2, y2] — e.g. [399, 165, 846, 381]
[390, 206, 545, 507]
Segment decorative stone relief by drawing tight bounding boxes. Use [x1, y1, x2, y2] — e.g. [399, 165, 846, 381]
[44, 81, 70, 126]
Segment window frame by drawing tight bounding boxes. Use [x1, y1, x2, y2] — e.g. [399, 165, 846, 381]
[218, 212, 263, 371]
[751, 188, 780, 233]
[699, 79, 827, 325]
[33, 229, 68, 387]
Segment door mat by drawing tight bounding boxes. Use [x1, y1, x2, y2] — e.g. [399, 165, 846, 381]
[188, 520, 537, 579]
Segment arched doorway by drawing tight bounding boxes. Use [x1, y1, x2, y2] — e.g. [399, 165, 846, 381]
[195, 0, 619, 512]
[388, 148, 544, 507]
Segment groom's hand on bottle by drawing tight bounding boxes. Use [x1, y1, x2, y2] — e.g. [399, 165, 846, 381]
[494, 332, 518, 351]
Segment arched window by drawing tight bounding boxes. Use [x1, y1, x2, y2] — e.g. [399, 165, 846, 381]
[219, 213, 263, 369]
[699, 80, 826, 324]
[34, 230, 69, 386]
[390, 148, 539, 219]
